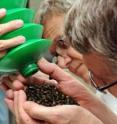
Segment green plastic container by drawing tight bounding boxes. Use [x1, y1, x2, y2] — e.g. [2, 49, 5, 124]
[0, 8, 35, 23]
[0, 0, 52, 77]
[0, 0, 27, 9]
[1, 23, 43, 40]
[0, 39, 52, 77]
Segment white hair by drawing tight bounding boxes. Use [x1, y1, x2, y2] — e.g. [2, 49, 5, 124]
[64, 0, 117, 72]
[35, 0, 76, 23]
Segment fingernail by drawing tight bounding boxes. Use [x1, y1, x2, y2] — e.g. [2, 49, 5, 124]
[16, 36, 26, 43]
[14, 20, 24, 28]
[19, 90, 25, 96]
[0, 8, 6, 15]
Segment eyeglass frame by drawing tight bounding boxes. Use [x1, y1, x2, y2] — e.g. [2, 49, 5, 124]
[88, 71, 117, 93]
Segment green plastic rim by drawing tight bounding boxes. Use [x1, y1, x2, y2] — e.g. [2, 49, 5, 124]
[0, 0, 28, 9]
[21, 63, 38, 77]
[0, 39, 52, 76]
[1, 23, 43, 40]
[0, 8, 35, 23]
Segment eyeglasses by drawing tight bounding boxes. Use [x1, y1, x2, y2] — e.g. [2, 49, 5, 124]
[56, 35, 70, 49]
[89, 71, 117, 93]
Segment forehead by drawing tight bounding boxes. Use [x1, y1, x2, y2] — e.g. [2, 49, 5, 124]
[42, 14, 65, 40]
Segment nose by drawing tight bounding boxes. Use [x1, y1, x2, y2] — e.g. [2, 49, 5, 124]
[57, 55, 72, 68]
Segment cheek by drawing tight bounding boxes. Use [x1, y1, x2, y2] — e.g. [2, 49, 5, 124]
[56, 47, 68, 56]
[83, 58, 99, 74]
[83, 57, 108, 80]
[68, 47, 83, 60]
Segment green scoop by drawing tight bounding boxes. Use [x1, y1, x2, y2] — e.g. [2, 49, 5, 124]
[0, 39, 52, 77]
[0, 8, 35, 23]
[0, 0, 27, 9]
[0, 0, 52, 77]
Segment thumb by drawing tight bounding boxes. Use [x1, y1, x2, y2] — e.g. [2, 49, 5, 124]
[38, 58, 73, 82]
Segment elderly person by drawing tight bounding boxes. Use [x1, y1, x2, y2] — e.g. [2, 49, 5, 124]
[4, 0, 117, 124]
[35, 0, 117, 114]
[35, 0, 89, 82]
[0, 8, 25, 124]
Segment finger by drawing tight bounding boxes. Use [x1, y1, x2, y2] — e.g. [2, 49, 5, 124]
[0, 19, 23, 35]
[29, 75, 58, 86]
[0, 36, 25, 51]
[16, 74, 27, 82]
[0, 8, 6, 18]
[0, 50, 7, 58]
[2, 76, 14, 89]
[24, 101, 56, 123]
[14, 91, 19, 121]
[24, 102, 78, 123]
[4, 98, 14, 113]
[12, 80, 25, 90]
[18, 90, 27, 118]
[38, 58, 73, 82]
[18, 90, 39, 124]
[5, 89, 14, 99]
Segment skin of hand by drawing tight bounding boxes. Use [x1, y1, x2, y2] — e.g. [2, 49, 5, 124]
[36, 59, 117, 124]
[0, 74, 26, 91]
[5, 59, 117, 124]
[0, 8, 25, 58]
[5, 90, 103, 124]
[5, 90, 49, 124]
[0, 70, 57, 91]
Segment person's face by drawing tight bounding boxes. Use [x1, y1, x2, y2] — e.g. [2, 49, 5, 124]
[42, 14, 89, 82]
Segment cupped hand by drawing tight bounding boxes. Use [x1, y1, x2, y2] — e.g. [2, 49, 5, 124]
[3, 58, 117, 124]
[36, 59, 117, 124]
[5, 90, 49, 124]
[23, 101, 103, 124]
[5, 89, 103, 124]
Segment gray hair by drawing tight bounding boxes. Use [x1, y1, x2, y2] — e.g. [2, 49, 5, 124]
[65, 0, 117, 71]
[35, 0, 76, 23]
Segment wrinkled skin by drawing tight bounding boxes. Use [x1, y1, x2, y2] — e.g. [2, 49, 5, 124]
[42, 14, 89, 82]
[5, 59, 117, 124]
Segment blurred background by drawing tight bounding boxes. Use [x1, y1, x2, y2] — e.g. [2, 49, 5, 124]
[28, 0, 42, 11]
